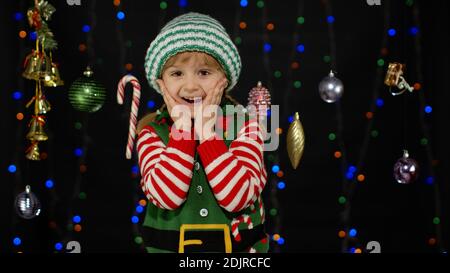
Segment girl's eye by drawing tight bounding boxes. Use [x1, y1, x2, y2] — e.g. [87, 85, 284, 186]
[170, 71, 182, 77]
[199, 70, 211, 76]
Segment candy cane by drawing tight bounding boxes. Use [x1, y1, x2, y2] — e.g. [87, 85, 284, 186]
[258, 195, 265, 224]
[231, 214, 253, 242]
[117, 75, 141, 159]
[249, 195, 265, 224]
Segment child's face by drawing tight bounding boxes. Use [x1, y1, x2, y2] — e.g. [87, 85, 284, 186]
[158, 52, 227, 116]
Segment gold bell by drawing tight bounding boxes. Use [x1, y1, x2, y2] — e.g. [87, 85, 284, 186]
[39, 55, 53, 81]
[26, 116, 48, 142]
[44, 62, 64, 87]
[37, 94, 52, 114]
[25, 142, 41, 161]
[22, 51, 52, 81]
[22, 51, 43, 80]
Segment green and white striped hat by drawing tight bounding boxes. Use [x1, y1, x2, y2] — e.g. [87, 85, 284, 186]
[144, 12, 242, 94]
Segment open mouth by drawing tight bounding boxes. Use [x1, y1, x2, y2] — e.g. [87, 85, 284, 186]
[181, 97, 203, 104]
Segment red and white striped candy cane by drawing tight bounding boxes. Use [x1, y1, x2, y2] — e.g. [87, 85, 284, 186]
[249, 195, 265, 224]
[231, 214, 253, 242]
[117, 75, 141, 159]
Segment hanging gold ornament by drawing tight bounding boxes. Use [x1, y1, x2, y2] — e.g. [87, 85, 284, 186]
[287, 112, 305, 169]
[22, 50, 52, 81]
[25, 142, 41, 161]
[36, 93, 51, 114]
[26, 115, 48, 142]
[22, 0, 60, 160]
[44, 62, 64, 87]
[384, 62, 414, 96]
[26, 82, 51, 114]
[22, 51, 43, 80]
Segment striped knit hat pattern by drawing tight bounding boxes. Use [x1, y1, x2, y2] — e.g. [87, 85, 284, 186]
[144, 12, 242, 94]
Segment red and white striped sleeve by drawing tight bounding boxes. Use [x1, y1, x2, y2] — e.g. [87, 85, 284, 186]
[137, 125, 196, 210]
[197, 119, 267, 212]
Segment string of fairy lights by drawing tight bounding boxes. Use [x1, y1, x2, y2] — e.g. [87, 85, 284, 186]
[9, 0, 88, 252]
[235, 0, 287, 251]
[410, 2, 444, 252]
[322, 0, 391, 253]
[112, 0, 149, 251]
[320, 0, 444, 253]
[10, 0, 29, 253]
[320, 0, 359, 253]
[258, 0, 285, 252]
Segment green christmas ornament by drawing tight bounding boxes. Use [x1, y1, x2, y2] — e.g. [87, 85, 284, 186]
[68, 67, 106, 112]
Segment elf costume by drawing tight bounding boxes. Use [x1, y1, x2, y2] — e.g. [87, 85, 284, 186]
[137, 12, 269, 253]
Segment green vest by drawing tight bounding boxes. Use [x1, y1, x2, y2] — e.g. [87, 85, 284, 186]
[142, 103, 269, 253]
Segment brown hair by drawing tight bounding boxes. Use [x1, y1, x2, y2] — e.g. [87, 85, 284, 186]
[160, 51, 225, 77]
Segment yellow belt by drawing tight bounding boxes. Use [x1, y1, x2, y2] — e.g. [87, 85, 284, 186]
[178, 224, 232, 253]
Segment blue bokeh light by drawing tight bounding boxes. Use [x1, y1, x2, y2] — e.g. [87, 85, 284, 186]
[117, 11, 125, 20]
[272, 165, 280, 173]
[45, 179, 54, 189]
[13, 91, 23, 100]
[8, 165, 17, 173]
[388, 28, 396, 36]
[263, 43, 272, 53]
[13, 237, 21, 246]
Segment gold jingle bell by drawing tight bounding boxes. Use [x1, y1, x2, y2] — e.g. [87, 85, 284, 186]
[22, 51, 43, 80]
[44, 62, 64, 87]
[25, 142, 41, 161]
[22, 51, 52, 81]
[26, 116, 48, 142]
[37, 94, 52, 114]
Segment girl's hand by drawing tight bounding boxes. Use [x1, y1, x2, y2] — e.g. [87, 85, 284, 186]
[194, 78, 228, 142]
[157, 79, 192, 132]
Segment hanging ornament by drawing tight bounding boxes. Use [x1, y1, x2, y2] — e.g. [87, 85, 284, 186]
[36, 93, 51, 114]
[35, 0, 56, 21]
[287, 112, 305, 169]
[26, 90, 51, 115]
[27, 0, 58, 50]
[15, 185, 41, 219]
[25, 141, 41, 161]
[384, 63, 414, 96]
[44, 61, 64, 87]
[69, 67, 106, 113]
[117, 75, 142, 159]
[247, 81, 271, 117]
[318, 70, 344, 103]
[22, 50, 52, 81]
[26, 115, 48, 142]
[22, 0, 60, 160]
[393, 150, 419, 184]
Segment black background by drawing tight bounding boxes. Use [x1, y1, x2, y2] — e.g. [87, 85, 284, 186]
[1, 0, 449, 253]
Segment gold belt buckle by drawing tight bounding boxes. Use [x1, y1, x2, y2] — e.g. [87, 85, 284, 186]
[178, 224, 232, 253]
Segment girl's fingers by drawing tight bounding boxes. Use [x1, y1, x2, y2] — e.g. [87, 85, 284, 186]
[211, 78, 226, 105]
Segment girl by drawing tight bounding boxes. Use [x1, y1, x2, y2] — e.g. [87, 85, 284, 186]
[137, 12, 268, 253]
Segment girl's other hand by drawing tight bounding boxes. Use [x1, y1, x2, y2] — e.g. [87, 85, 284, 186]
[194, 78, 228, 142]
